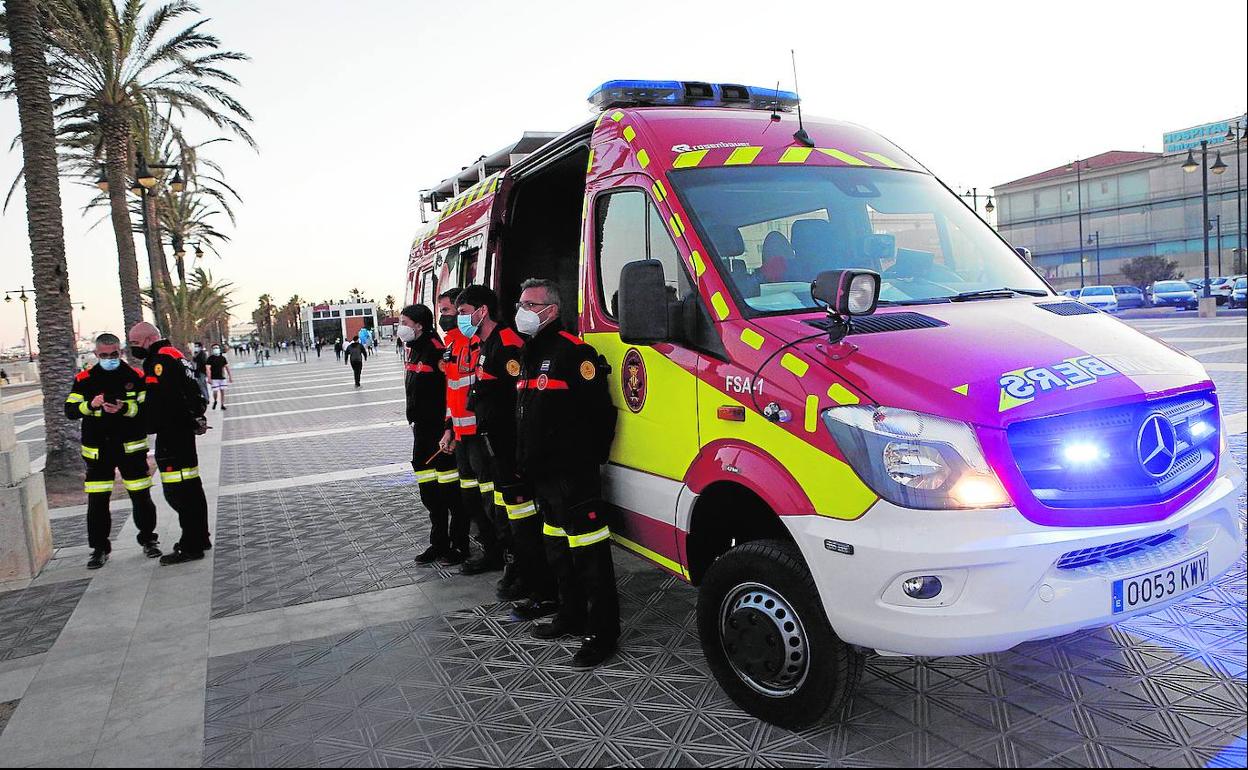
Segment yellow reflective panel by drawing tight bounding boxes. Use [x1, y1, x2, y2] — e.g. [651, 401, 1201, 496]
[781, 353, 810, 377]
[691, 250, 706, 277]
[861, 151, 903, 169]
[817, 148, 869, 166]
[586, 149, 596, 173]
[622, 125, 636, 143]
[651, 180, 667, 201]
[779, 147, 813, 164]
[637, 149, 651, 169]
[611, 110, 625, 122]
[711, 292, 730, 320]
[740, 328, 765, 350]
[611, 533, 690, 579]
[827, 382, 861, 405]
[724, 146, 762, 166]
[697, 379, 876, 518]
[672, 150, 708, 168]
[804, 395, 820, 433]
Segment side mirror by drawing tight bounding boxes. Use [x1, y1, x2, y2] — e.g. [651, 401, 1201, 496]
[619, 260, 670, 344]
[811, 270, 881, 317]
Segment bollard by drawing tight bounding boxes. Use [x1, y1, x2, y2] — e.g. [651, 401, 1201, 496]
[1198, 296, 1218, 319]
[0, 412, 53, 586]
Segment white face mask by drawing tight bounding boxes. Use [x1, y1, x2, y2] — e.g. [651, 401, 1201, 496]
[211, 347, 221, 355]
[396, 324, 416, 343]
[515, 306, 544, 337]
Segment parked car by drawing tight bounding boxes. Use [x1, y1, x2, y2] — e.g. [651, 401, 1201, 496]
[1148, 280, 1199, 310]
[1209, 277, 1235, 305]
[1112, 285, 1146, 309]
[1060, 289, 1081, 298]
[1078, 285, 1119, 312]
[1230, 276, 1247, 309]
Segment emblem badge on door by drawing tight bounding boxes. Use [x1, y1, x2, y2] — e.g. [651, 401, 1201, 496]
[622, 349, 647, 413]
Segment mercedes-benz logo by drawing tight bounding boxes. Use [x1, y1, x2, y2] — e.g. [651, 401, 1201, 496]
[1137, 413, 1178, 478]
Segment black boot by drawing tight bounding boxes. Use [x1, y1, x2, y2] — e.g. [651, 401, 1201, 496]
[461, 550, 504, 576]
[141, 540, 163, 559]
[572, 636, 618, 668]
[509, 599, 558, 622]
[415, 545, 443, 565]
[495, 562, 525, 601]
[532, 615, 587, 640]
[159, 544, 204, 566]
[86, 550, 108, 570]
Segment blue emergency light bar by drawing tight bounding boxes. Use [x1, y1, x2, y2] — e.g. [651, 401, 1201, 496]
[588, 79, 800, 112]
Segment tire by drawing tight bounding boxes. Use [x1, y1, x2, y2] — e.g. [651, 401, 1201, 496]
[696, 539, 864, 730]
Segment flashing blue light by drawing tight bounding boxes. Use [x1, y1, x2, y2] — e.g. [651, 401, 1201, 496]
[1191, 420, 1213, 439]
[588, 79, 800, 112]
[1063, 442, 1105, 464]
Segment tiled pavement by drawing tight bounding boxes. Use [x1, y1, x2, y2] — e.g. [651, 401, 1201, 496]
[0, 316, 1245, 767]
[0, 579, 92, 663]
[50, 515, 124, 550]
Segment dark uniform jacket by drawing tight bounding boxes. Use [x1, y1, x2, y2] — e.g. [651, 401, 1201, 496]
[142, 340, 206, 434]
[515, 320, 617, 479]
[404, 332, 447, 432]
[65, 363, 148, 454]
[466, 324, 525, 440]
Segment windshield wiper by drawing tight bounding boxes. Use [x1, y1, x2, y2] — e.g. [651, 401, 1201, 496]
[949, 287, 1049, 302]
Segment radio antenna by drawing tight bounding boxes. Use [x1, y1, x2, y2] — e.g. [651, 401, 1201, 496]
[770, 80, 781, 122]
[791, 49, 814, 147]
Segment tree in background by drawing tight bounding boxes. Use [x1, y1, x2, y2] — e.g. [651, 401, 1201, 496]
[384, 294, 396, 319]
[252, 293, 275, 346]
[39, 0, 254, 331]
[1121, 255, 1181, 288]
[0, 0, 80, 475]
[146, 267, 233, 347]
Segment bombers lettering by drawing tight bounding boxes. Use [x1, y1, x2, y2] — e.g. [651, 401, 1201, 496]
[998, 355, 1119, 412]
[671, 141, 750, 153]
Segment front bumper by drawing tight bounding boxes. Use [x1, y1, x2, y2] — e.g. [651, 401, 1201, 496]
[787, 453, 1244, 657]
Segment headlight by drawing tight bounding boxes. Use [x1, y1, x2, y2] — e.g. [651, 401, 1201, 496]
[824, 406, 1010, 509]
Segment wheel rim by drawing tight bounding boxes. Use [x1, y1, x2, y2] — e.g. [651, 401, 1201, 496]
[718, 581, 810, 698]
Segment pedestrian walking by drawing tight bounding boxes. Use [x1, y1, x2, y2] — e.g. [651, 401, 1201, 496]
[65, 333, 163, 569]
[192, 342, 210, 405]
[513, 278, 619, 668]
[439, 287, 503, 575]
[400, 304, 471, 565]
[207, 344, 233, 410]
[457, 285, 550, 605]
[315, 338, 323, 358]
[333, 338, 343, 361]
[344, 334, 367, 387]
[127, 322, 212, 565]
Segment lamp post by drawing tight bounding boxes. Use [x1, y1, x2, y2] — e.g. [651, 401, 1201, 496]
[1208, 215, 1222, 276]
[100, 153, 184, 321]
[1226, 121, 1245, 273]
[960, 187, 996, 224]
[1181, 141, 1227, 304]
[69, 301, 86, 346]
[3, 287, 36, 362]
[1067, 159, 1086, 289]
[1087, 231, 1101, 285]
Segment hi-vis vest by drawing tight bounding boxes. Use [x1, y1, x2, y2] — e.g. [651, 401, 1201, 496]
[444, 328, 478, 438]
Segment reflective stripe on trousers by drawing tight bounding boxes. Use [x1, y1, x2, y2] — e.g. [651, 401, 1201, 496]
[542, 523, 567, 538]
[567, 526, 611, 548]
[437, 470, 460, 484]
[414, 469, 438, 484]
[507, 502, 538, 520]
[123, 439, 149, 454]
[84, 480, 113, 494]
[160, 466, 200, 484]
[123, 476, 153, 492]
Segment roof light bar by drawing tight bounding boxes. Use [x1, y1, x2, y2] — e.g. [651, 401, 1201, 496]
[588, 79, 800, 113]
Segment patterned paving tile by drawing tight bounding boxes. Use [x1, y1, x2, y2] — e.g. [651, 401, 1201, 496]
[50, 513, 124, 550]
[219, 424, 410, 486]
[211, 475, 462, 619]
[0, 579, 92, 663]
[0, 700, 16, 740]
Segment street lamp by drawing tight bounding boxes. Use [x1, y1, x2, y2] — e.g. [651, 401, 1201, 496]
[69, 301, 86, 345]
[959, 187, 995, 223]
[3, 287, 35, 362]
[1180, 140, 1225, 300]
[1225, 121, 1246, 273]
[1087, 231, 1101, 285]
[1208, 215, 1223, 275]
[1066, 159, 1087, 289]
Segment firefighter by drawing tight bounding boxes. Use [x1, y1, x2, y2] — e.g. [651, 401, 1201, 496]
[127, 322, 211, 566]
[438, 288, 503, 574]
[65, 333, 163, 569]
[513, 278, 620, 668]
[457, 285, 557, 608]
[399, 303, 470, 564]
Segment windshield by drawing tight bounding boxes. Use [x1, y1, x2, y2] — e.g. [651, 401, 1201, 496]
[1155, 281, 1189, 292]
[1236, 278, 1247, 289]
[1081, 286, 1112, 296]
[668, 166, 1049, 313]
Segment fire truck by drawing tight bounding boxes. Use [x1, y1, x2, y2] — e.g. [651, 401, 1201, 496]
[405, 79, 1244, 728]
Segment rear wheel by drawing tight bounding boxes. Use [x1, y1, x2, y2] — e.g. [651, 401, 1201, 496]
[696, 539, 863, 729]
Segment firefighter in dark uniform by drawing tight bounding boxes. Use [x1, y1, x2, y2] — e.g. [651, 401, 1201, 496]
[65, 333, 163, 569]
[127, 321, 210, 566]
[513, 278, 619, 668]
[457, 285, 557, 609]
[399, 303, 470, 564]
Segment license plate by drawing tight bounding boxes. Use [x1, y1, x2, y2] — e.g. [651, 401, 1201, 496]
[1112, 552, 1208, 614]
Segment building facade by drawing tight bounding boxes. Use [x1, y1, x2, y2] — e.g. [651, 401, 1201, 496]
[302, 301, 378, 345]
[994, 118, 1246, 290]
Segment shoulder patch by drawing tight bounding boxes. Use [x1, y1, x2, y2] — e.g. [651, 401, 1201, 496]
[75, 369, 90, 381]
[154, 363, 164, 376]
[579, 360, 597, 380]
[558, 331, 585, 345]
[499, 327, 525, 348]
[506, 359, 521, 377]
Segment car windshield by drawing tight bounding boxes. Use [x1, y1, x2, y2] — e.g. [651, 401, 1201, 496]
[1236, 278, 1247, 289]
[1081, 286, 1112, 296]
[667, 166, 1049, 313]
[1155, 281, 1189, 292]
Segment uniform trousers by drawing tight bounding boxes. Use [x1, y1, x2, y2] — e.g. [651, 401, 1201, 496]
[155, 430, 209, 555]
[82, 442, 158, 552]
[411, 425, 469, 554]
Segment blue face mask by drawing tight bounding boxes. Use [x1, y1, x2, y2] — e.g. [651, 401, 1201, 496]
[99, 358, 121, 372]
[457, 312, 479, 338]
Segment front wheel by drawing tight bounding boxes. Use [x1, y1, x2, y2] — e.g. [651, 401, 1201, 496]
[696, 539, 864, 730]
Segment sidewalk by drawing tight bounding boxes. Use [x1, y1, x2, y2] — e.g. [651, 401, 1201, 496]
[0, 325, 1243, 767]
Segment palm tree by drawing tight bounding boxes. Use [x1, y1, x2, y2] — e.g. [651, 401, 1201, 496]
[384, 294, 396, 319]
[146, 267, 232, 346]
[1, 0, 80, 476]
[40, 0, 254, 331]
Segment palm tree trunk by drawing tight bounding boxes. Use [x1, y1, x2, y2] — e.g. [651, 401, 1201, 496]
[5, 0, 80, 476]
[142, 191, 170, 328]
[101, 107, 143, 331]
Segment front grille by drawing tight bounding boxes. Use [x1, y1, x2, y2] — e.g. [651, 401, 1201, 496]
[1037, 302, 1099, 316]
[1056, 529, 1182, 569]
[1007, 393, 1219, 509]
